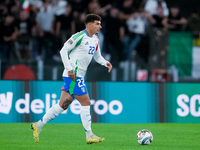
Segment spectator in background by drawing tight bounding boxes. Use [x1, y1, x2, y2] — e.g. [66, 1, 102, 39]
[147, 3, 166, 62]
[0, 14, 19, 60]
[146, 2, 169, 69]
[97, 0, 116, 8]
[7, 2, 19, 20]
[123, 10, 148, 61]
[0, 2, 8, 23]
[148, 2, 167, 28]
[28, 4, 40, 60]
[68, 0, 86, 19]
[52, 0, 67, 16]
[55, 3, 75, 46]
[35, 0, 60, 61]
[16, 10, 35, 38]
[15, 10, 36, 59]
[184, 9, 200, 44]
[163, 4, 187, 31]
[118, 0, 136, 40]
[134, 0, 146, 10]
[29, 4, 40, 23]
[104, 7, 125, 66]
[184, 9, 200, 32]
[144, 0, 169, 17]
[87, 0, 111, 17]
[119, 0, 135, 20]
[74, 12, 86, 32]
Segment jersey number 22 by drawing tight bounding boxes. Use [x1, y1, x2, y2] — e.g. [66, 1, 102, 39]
[88, 46, 95, 55]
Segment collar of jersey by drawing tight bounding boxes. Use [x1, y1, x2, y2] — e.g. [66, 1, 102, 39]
[84, 29, 90, 37]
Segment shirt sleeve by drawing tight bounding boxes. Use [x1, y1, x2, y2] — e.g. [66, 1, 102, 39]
[93, 41, 109, 67]
[60, 33, 84, 71]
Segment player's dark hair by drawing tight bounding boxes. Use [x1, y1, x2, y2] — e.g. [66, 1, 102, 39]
[84, 14, 101, 25]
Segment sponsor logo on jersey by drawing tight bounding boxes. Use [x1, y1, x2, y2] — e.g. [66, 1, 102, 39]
[85, 41, 89, 45]
[68, 39, 73, 44]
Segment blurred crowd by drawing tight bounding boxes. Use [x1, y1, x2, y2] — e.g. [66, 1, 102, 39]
[0, 0, 200, 67]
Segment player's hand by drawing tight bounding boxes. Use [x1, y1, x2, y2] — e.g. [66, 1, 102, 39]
[68, 70, 75, 80]
[106, 62, 112, 73]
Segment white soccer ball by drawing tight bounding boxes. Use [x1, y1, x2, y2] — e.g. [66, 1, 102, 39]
[136, 129, 153, 145]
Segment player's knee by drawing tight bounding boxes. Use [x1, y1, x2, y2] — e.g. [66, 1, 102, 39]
[85, 100, 91, 106]
[81, 99, 91, 106]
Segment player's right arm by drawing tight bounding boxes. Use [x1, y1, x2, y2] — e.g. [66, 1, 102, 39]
[60, 37, 76, 72]
[60, 32, 84, 72]
[60, 31, 85, 79]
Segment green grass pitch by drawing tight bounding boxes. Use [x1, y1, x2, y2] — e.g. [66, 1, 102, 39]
[0, 123, 200, 150]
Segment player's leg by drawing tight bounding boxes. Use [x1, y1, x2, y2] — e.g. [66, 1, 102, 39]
[74, 94, 105, 144]
[31, 91, 74, 142]
[41, 91, 73, 124]
[74, 94, 92, 136]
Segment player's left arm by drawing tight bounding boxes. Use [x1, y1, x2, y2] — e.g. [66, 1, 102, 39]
[93, 43, 112, 73]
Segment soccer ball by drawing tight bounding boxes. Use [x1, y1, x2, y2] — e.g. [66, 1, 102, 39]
[136, 129, 153, 145]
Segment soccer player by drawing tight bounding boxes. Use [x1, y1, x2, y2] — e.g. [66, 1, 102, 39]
[31, 14, 112, 144]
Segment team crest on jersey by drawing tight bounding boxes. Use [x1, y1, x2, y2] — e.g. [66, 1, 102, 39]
[68, 39, 73, 44]
[81, 87, 85, 93]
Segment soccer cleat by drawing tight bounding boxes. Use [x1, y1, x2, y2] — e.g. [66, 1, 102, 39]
[31, 122, 41, 143]
[86, 134, 105, 144]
